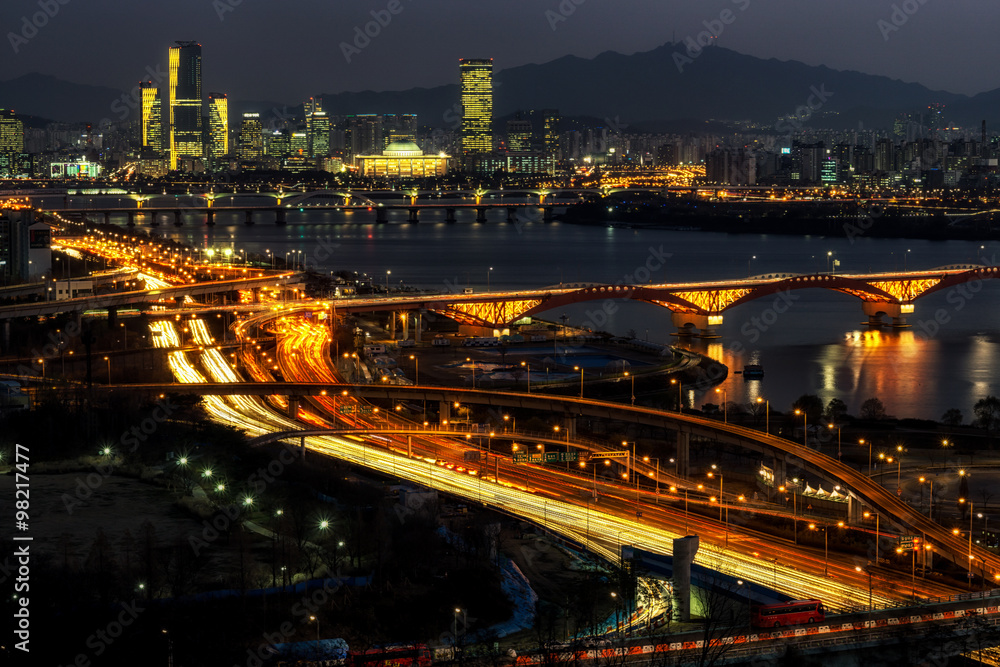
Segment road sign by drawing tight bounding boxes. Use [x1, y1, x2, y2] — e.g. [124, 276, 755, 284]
[898, 535, 920, 550]
[513, 451, 579, 464]
[338, 405, 355, 414]
[590, 451, 629, 459]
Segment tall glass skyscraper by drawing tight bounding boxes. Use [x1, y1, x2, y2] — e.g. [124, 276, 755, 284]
[208, 93, 228, 167]
[305, 98, 330, 158]
[239, 112, 264, 161]
[460, 58, 493, 156]
[169, 41, 203, 170]
[139, 83, 163, 152]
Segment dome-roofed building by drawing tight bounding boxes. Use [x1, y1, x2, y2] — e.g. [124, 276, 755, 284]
[356, 141, 450, 178]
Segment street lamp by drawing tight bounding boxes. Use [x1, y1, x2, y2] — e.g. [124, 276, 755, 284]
[828, 423, 841, 460]
[756, 397, 769, 434]
[855, 566, 873, 612]
[487, 266, 493, 292]
[573, 365, 584, 398]
[103, 355, 111, 384]
[521, 361, 530, 393]
[409, 354, 418, 385]
[919, 476, 935, 521]
[670, 377, 682, 412]
[707, 468, 728, 546]
[385, 270, 391, 293]
[960, 498, 975, 588]
[794, 408, 808, 448]
[624, 370, 635, 406]
[860, 438, 873, 477]
[809, 523, 829, 575]
[716, 387, 727, 423]
[642, 455, 660, 504]
[309, 615, 320, 641]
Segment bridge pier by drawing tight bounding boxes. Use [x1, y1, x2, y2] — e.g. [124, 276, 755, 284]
[376, 207, 388, 223]
[206, 209, 215, 226]
[245, 210, 255, 226]
[445, 207, 457, 223]
[275, 208, 286, 225]
[407, 208, 419, 223]
[402, 313, 410, 340]
[475, 207, 488, 223]
[173, 210, 183, 226]
[103, 211, 111, 225]
[675, 431, 690, 477]
[252, 287, 260, 304]
[415, 311, 422, 343]
[863, 301, 910, 328]
[439, 400, 451, 426]
[506, 206, 518, 224]
[127, 211, 135, 227]
[150, 213, 159, 227]
[107, 306, 118, 327]
[543, 206, 554, 222]
[287, 395, 300, 420]
[670, 312, 722, 338]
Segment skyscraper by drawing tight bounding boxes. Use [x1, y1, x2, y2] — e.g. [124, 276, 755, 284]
[305, 98, 330, 158]
[460, 58, 493, 156]
[239, 112, 264, 161]
[506, 118, 532, 152]
[139, 83, 163, 152]
[0, 110, 24, 178]
[168, 41, 203, 170]
[208, 93, 228, 166]
[542, 109, 560, 157]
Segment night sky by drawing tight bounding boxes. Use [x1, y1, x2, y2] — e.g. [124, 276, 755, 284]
[2, 0, 996, 101]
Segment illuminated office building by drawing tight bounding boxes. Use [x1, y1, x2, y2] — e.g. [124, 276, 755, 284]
[460, 59, 493, 156]
[355, 141, 450, 178]
[239, 112, 264, 161]
[305, 98, 330, 158]
[139, 83, 163, 152]
[542, 109, 560, 157]
[168, 41, 203, 170]
[208, 93, 228, 166]
[506, 118, 532, 152]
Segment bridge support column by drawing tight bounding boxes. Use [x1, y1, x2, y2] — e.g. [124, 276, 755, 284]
[847, 493, 864, 525]
[300, 436, 306, 460]
[103, 211, 110, 224]
[675, 431, 690, 478]
[376, 207, 388, 223]
[173, 210, 183, 226]
[206, 209, 215, 226]
[149, 213, 159, 227]
[244, 210, 254, 226]
[407, 208, 419, 223]
[506, 206, 518, 223]
[672, 536, 699, 622]
[127, 211, 135, 227]
[252, 287, 260, 304]
[445, 207, 457, 223]
[562, 416, 576, 440]
[543, 206, 554, 222]
[1, 320, 9, 354]
[275, 209, 286, 225]
[390, 312, 396, 340]
[439, 401, 451, 426]
[287, 396, 300, 420]
[476, 207, 487, 223]
[670, 312, 722, 338]
[415, 312, 422, 343]
[402, 313, 410, 340]
[107, 307, 118, 327]
[862, 301, 908, 328]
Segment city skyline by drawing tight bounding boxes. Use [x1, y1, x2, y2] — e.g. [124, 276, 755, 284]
[2, 0, 1000, 101]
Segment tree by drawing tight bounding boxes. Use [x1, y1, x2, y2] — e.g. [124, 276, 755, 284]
[941, 408, 963, 426]
[973, 396, 1000, 431]
[824, 398, 849, 422]
[791, 395, 824, 423]
[860, 397, 886, 420]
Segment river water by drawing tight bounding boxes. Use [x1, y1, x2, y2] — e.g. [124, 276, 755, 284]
[51, 196, 1000, 421]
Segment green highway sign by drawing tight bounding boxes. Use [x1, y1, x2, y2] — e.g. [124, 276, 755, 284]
[590, 451, 630, 459]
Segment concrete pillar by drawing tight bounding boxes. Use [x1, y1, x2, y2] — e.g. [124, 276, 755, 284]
[206, 209, 215, 226]
[103, 211, 111, 224]
[506, 206, 518, 223]
[676, 431, 690, 477]
[275, 209, 286, 225]
[252, 287, 260, 304]
[772, 454, 787, 488]
[407, 208, 419, 223]
[863, 301, 902, 328]
[288, 396, 300, 419]
[300, 436, 306, 460]
[439, 401, 451, 425]
[445, 208, 457, 223]
[543, 206, 554, 222]
[1, 320, 9, 353]
[415, 312, 422, 343]
[376, 207, 388, 223]
[244, 210, 254, 226]
[173, 210, 183, 226]
[476, 207, 488, 223]
[127, 211, 135, 227]
[402, 313, 409, 340]
[562, 416, 576, 439]
[672, 536, 700, 622]
[150, 213, 159, 227]
[107, 306, 118, 327]
[390, 312, 396, 340]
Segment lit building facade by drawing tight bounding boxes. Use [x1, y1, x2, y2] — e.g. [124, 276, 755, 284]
[168, 41, 203, 170]
[460, 59, 493, 156]
[239, 112, 264, 161]
[356, 141, 450, 178]
[0, 203, 32, 285]
[305, 98, 330, 158]
[139, 83, 163, 152]
[208, 93, 229, 167]
[506, 118, 533, 152]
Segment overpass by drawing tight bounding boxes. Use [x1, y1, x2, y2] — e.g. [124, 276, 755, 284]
[321, 265, 1000, 335]
[0, 272, 301, 320]
[109, 381, 1000, 579]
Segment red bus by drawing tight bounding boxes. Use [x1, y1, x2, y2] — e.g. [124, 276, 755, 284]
[751, 600, 825, 628]
[347, 644, 432, 667]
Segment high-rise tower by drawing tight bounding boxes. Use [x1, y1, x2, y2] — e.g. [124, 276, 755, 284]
[460, 59, 493, 156]
[305, 98, 330, 158]
[168, 41, 203, 170]
[139, 83, 163, 152]
[208, 93, 228, 167]
[239, 112, 264, 161]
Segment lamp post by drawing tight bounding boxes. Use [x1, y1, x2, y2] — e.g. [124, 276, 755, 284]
[861, 438, 872, 476]
[756, 397, 769, 434]
[978, 512, 990, 547]
[487, 266, 493, 292]
[385, 270, 391, 294]
[794, 408, 808, 448]
[521, 361, 530, 393]
[309, 614, 320, 641]
[103, 355, 111, 384]
[625, 370, 635, 406]
[409, 354, 418, 385]
[828, 423, 841, 460]
[670, 377, 682, 412]
[919, 476, 934, 521]
[809, 523, 829, 575]
[960, 498, 974, 588]
[642, 456, 660, 504]
[708, 467, 728, 547]
[716, 387, 727, 423]
[856, 566, 873, 612]
[573, 365, 584, 398]
[736, 580, 752, 635]
[895, 444, 904, 493]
